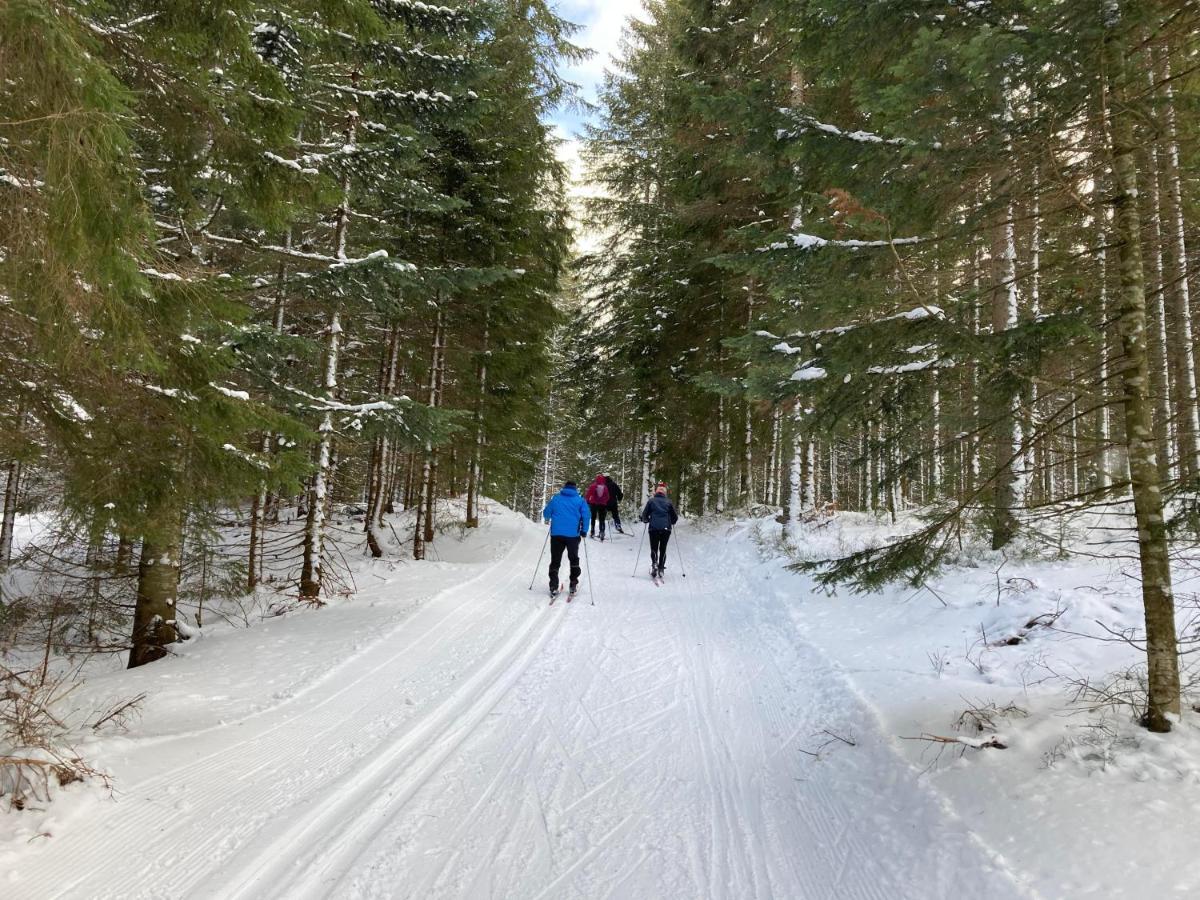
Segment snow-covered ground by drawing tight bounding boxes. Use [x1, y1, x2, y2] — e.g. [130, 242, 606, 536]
[2, 501, 1196, 898]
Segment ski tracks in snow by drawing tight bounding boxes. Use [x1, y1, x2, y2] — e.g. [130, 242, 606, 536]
[15, 523, 1035, 899]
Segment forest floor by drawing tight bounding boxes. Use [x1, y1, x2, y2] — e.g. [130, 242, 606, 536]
[3, 501, 1199, 898]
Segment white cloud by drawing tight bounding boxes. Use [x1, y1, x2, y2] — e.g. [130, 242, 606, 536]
[556, 0, 649, 111]
[550, 0, 648, 253]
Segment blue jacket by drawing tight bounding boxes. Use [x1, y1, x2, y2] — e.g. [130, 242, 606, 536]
[543, 486, 590, 537]
[640, 495, 678, 531]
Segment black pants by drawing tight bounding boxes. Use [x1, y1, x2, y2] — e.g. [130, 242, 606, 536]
[588, 504, 607, 536]
[607, 503, 622, 529]
[649, 528, 671, 570]
[549, 536, 581, 590]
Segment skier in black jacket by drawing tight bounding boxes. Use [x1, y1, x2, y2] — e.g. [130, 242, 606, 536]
[604, 475, 625, 534]
[640, 482, 679, 578]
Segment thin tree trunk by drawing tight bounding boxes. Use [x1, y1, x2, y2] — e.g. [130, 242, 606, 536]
[1098, 222, 1115, 490]
[1104, 12, 1180, 731]
[1157, 48, 1200, 480]
[466, 315, 489, 528]
[641, 431, 652, 506]
[415, 309, 444, 558]
[716, 397, 727, 512]
[423, 313, 446, 545]
[828, 441, 838, 505]
[784, 405, 803, 538]
[367, 326, 401, 556]
[991, 172, 1023, 548]
[1144, 83, 1175, 482]
[805, 440, 816, 513]
[300, 96, 357, 598]
[248, 490, 263, 593]
[766, 407, 781, 506]
[0, 458, 21, 567]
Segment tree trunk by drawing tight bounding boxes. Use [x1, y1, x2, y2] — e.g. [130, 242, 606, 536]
[300, 309, 342, 598]
[1144, 88, 1175, 483]
[300, 97, 356, 598]
[248, 488, 263, 593]
[990, 185, 1023, 549]
[641, 431, 652, 506]
[1104, 11, 1180, 731]
[423, 314, 446, 545]
[784, 405, 803, 539]
[367, 326, 401, 557]
[128, 503, 182, 669]
[1097, 224, 1116, 490]
[466, 315, 489, 528]
[415, 309, 443, 557]
[766, 407, 781, 506]
[1157, 48, 1200, 481]
[0, 458, 22, 567]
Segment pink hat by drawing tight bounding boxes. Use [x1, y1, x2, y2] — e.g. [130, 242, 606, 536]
[654, 482, 667, 495]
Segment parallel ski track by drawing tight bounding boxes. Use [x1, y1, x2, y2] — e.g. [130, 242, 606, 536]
[214, 557, 566, 900]
[316, 528, 1034, 900]
[19, 529, 553, 900]
[21, 522, 1038, 900]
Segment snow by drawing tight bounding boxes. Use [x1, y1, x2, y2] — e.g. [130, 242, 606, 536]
[139, 267, 183, 282]
[777, 111, 913, 147]
[53, 391, 91, 422]
[760, 233, 925, 252]
[791, 364, 828, 382]
[867, 357, 948, 374]
[774, 305, 945, 343]
[737, 509, 1200, 899]
[210, 383, 250, 401]
[3, 502, 1197, 898]
[263, 151, 320, 176]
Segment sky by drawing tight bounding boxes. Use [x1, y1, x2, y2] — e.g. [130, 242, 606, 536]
[546, 0, 648, 252]
[549, 0, 647, 140]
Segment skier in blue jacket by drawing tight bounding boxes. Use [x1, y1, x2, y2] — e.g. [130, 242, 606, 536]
[542, 481, 591, 597]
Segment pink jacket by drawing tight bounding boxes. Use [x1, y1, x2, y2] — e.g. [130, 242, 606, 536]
[584, 479, 609, 506]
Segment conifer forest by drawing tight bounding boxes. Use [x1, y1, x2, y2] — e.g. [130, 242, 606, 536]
[2, 1, 1200, 897]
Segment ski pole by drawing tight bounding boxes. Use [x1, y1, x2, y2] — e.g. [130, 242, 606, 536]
[581, 532, 595, 606]
[528, 525, 551, 591]
[633, 523, 647, 576]
[674, 528, 687, 577]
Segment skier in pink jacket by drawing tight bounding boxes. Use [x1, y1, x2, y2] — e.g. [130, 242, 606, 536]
[584, 473, 611, 541]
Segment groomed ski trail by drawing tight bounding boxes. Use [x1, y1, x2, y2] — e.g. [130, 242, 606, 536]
[14, 520, 1033, 899]
[326, 526, 1033, 899]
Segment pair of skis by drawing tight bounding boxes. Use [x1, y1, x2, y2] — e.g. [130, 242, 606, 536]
[548, 586, 577, 606]
[649, 568, 665, 586]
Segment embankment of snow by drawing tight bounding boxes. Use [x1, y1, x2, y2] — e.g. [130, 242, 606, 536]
[710, 510, 1200, 899]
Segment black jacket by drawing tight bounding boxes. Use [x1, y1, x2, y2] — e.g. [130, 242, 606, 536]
[640, 494, 678, 531]
[604, 476, 623, 508]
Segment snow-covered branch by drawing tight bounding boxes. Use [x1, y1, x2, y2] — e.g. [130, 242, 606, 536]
[321, 81, 456, 106]
[759, 232, 926, 252]
[777, 110, 921, 148]
[759, 306, 945, 344]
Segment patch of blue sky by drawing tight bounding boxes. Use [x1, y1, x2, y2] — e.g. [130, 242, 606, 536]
[548, 0, 646, 138]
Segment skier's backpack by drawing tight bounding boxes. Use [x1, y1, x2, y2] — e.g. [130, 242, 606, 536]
[594, 482, 609, 505]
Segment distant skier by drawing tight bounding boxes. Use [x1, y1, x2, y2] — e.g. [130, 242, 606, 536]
[604, 474, 626, 534]
[584, 473, 611, 540]
[542, 480, 590, 598]
[640, 482, 679, 579]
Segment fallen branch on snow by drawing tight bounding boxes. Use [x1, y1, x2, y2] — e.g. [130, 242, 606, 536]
[901, 733, 1008, 750]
